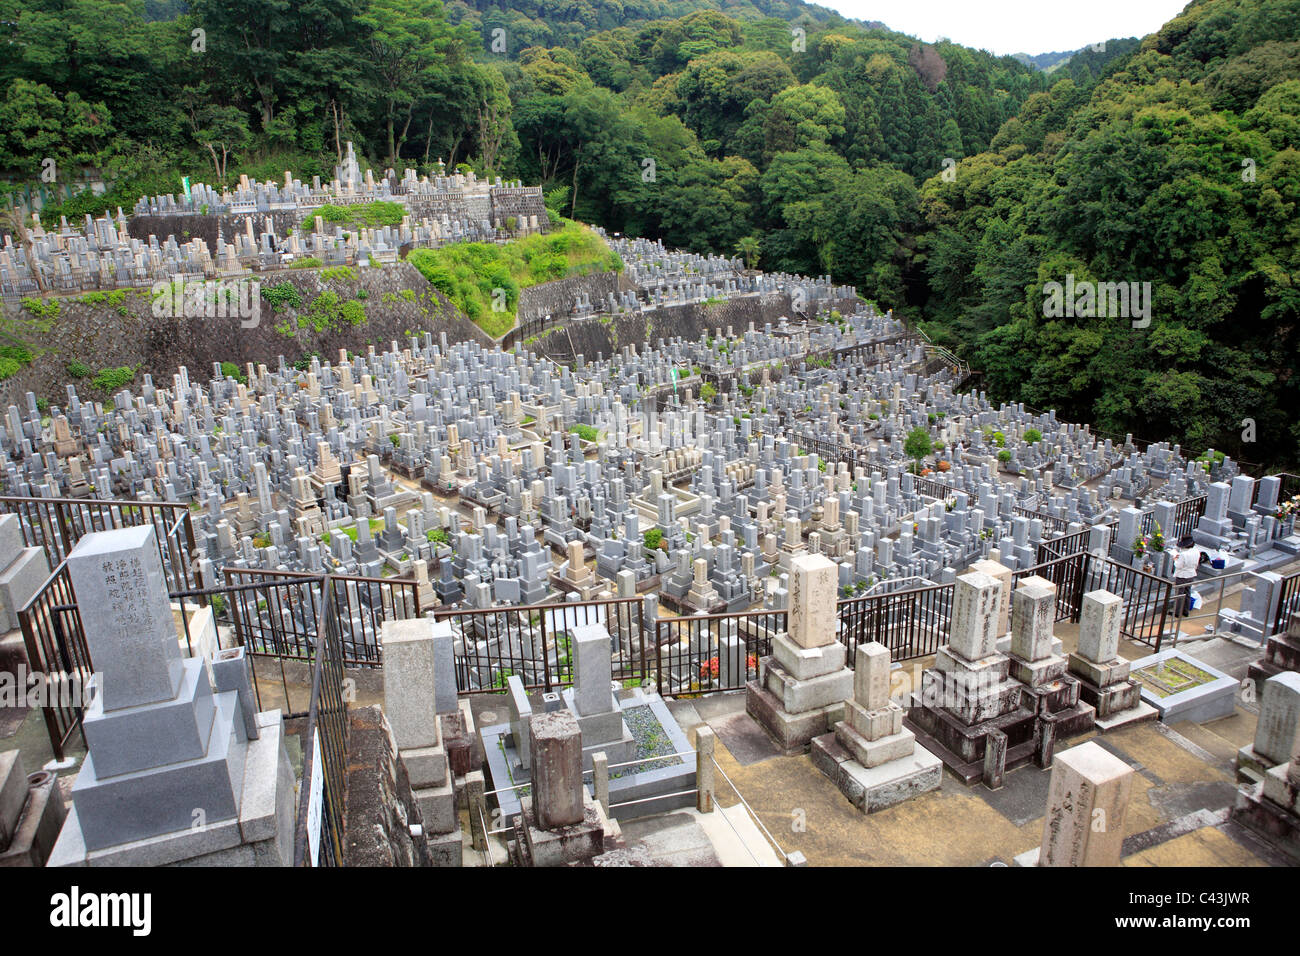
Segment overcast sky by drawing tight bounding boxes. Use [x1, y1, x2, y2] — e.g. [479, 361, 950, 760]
[826, 0, 1191, 55]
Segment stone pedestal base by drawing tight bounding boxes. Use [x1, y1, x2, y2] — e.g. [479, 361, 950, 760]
[745, 641, 852, 755]
[509, 794, 606, 867]
[1069, 652, 1154, 731]
[811, 732, 943, 813]
[746, 679, 844, 755]
[1232, 778, 1300, 863]
[1248, 631, 1300, 697]
[906, 701, 1038, 785]
[49, 711, 294, 866]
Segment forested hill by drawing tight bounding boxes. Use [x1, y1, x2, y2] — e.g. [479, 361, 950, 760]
[444, 0, 885, 47]
[915, 0, 1300, 470]
[0, 0, 1297, 467]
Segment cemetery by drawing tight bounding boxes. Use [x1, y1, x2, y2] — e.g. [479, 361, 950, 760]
[0, 162, 1299, 867]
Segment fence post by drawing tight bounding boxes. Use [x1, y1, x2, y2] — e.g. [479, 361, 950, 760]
[696, 726, 716, 813]
[1073, 552, 1091, 623]
[591, 751, 610, 816]
[1155, 575, 1172, 654]
[466, 770, 488, 851]
[540, 605, 552, 693]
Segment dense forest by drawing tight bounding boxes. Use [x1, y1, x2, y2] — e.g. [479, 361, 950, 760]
[0, 0, 1296, 468]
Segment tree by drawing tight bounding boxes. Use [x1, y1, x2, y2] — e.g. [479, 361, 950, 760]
[184, 100, 250, 183]
[356, 0, 466, 164]
[735, 236, 761, 270]
[905, 426, 932, 471]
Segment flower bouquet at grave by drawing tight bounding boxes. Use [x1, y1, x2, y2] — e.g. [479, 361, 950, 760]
[1150, 523, 1165, 552]
[700, 657, 720, 681]
[1278, 495, 1300, 520]
[1132, 534, 1149, 557]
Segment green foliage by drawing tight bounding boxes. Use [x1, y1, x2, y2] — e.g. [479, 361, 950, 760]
[91, 366, 136, 392]
[1023, 428, 1043, 444]
[66, 360, 91, 378]
[261, 282, 303, 311]
[288, 258, 324, 270]
[0, 345, 34, 380]
[904, 426, 932, 463]
[997, 449, 1012, 463]
[407, 222, 617, 338]
[21, 298, 60, 319]
[643, 528, 663, 551]
[219, 361, 247, 384]
[569, 423, 598, 442]
[699, 381, 718, 402]
[317, 202, 405, 228]
[319, 265, 358, 283]
[426, 528, 450, 546]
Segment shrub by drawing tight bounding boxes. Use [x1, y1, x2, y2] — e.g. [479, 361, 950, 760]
[1023, 428, 1043, 444]
[0, 345, 34, 380]
[997, 449, 1012, 463]
[219, 361, 247, 384]
[643, 528, 663, 551]
[66, 360, 91, 378]
[570, 423, 598, 442]
[91, 366, 136, 392]
[261, 282, 303, 311]
[21, 297, 60, 319]
[288, 257, 324, 269]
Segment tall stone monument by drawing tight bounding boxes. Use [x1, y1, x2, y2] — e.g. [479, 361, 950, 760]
[508, 711, 607, 866]
[907, 568, 1038, 785]
[50, 525, 295, 866]
[1017, 740, 1135, 867]
[746, 553, 853, 753]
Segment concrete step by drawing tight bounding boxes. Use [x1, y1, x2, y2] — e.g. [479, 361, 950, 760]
[695, 803, 782, 866]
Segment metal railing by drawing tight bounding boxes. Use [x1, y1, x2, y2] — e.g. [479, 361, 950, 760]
[836, 582, 951, 663]
[1275, 569, 1300, 637]
[653, 608, 785, 694]
[293, 579, 349, 867]
[0, 494, 200, 593]
[440, 596, 647, 694]
[15, 562, 89, 761]
[221, 567, 419, 669]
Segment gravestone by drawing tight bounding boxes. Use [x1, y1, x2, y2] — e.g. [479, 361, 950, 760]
[1236, 672, 1300, 784]
[746, 554, 853, 754]
[50, 525, 294, 866]
[1068, 590, 1155, 731]
[380, 618, 460, 865]
[1020, 741, 1135, 867]
[812, 642, 942, 812]
[907, 567, 1040, 785]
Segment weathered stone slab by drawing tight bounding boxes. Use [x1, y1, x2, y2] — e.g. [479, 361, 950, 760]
[66, 526, 184, 712]
[1039, 741, 1134, 867]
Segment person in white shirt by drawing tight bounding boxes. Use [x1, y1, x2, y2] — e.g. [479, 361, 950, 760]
[1172, 534, 1203, 617]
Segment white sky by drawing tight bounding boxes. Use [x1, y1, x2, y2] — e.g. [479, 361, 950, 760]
[825, 0, 1192, 56]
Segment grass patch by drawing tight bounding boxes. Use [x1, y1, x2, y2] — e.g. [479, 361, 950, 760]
[406, 221, 621, 339]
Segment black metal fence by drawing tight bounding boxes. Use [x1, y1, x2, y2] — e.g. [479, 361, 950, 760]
[0, 494, 200, 593]
[293, 581, 349, 867]
[221, 568, 419, 669]
[836, 582, 951, 664]
[653, 608, 785, 694]
[1275, 569, 1300, 638]
[437, 596, 647, 694]
[15, 563, 89, 762]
